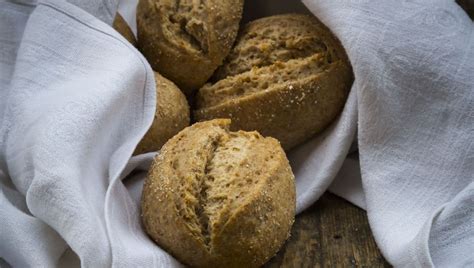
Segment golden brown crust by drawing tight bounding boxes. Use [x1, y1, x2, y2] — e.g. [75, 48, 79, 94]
[211, 139, 295, 267]
[141, 119, 295, 267]
[136, 0, 244, 95]
[135, 72, 190, 154]
[113, 13, 137, 46]
[194, 14, 353, 150]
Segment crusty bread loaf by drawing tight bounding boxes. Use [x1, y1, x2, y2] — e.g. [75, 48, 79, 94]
[113, 13, 136, 46]
[194, 14, 353, 150]
[141, 119, 295, 267]
[135, 72, 190, 154]
[137, 0, 244, 95]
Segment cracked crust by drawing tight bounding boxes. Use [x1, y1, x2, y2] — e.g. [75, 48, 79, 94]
[134, 72, 190, 154]
[194, 14, 353, 150]
[137, 0, 244, 95]
[141, 119, 296, 267]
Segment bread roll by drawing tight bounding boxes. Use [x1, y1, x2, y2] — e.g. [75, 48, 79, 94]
[194, 14, 353, 150]
[135, 72, 190, 154]
[141, 119, 295, 267]
[137, 0, 244, 95]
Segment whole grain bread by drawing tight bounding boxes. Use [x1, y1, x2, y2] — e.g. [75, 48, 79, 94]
[141, 119, 295, 267]
[137, 0, 244, 95]
[135, 72, 190, 154]
[194, 14, 353, 150]
[113, 13, 136, 46]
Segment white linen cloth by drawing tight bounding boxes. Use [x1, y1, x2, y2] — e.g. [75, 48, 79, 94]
[0, 0, 472, 267]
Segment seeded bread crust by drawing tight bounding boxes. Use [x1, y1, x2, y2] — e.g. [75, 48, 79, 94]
[194, 14, 353, 150]
[113, 13, 136, 46]
[141, 119, 296, 267]
[137, 0, 244, 95]
[135, 72, 190, 154]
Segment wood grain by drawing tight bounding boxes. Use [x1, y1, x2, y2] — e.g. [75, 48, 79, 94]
[265, 193, 391, 267]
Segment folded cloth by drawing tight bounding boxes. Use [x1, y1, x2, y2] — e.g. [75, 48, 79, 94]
[0, 0, 473, 267]
[296, 1, 474, 266]
[0, 0, 178, 266]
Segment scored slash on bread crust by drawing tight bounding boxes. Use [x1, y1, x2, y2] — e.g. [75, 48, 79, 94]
[194, 14, 354, 150]
[137, 0, 244, 95]
[197, 53, 330, 108]
[212, 14, 334, 81]
[141, 119, 296, 267]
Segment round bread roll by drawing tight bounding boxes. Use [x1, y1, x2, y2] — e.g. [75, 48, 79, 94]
[113, 13, 137, 46]
[137, 0, 244, 95]
[135, 72, 190, 154]
[141, 119, 296, 267]
[194, 14, 354, 150]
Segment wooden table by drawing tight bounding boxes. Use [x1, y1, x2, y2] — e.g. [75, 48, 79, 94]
[266, 193, 391, 267]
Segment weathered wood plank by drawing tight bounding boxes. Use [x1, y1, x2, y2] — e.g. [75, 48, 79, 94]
[265, 193, 391, 267]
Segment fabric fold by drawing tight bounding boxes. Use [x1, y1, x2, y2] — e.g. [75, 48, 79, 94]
[1, 0, 473, 267]
[1, 0, 157, 266]
[302, 0, 474, 266]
